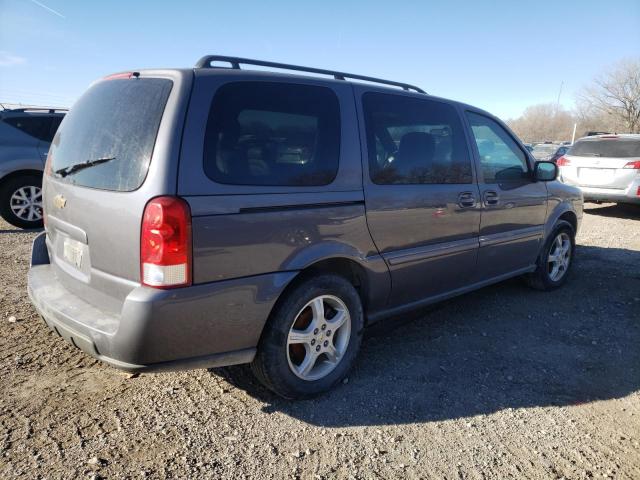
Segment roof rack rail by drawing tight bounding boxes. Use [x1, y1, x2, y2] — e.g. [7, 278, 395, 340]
[195, 55, 426, 94]
[4, 107, 68, 114]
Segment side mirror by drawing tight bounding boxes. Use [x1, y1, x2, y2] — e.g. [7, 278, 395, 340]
[534, 161, 558, 181]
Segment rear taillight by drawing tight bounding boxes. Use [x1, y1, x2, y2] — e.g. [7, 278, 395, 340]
[623, 160, 640, 169]
[44, 152, 52, 176]
[43, 155, 51, 229]
[141, 196, 192, 288]
[556, 156, 570, 166]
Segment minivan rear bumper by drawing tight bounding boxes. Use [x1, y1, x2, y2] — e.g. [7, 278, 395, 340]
[27, 232, 296, 372]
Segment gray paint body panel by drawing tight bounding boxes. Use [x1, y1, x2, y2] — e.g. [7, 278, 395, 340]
[353, 84, 482, 307]
[27, 66, 583, 372]
[29, 233, 293, 367]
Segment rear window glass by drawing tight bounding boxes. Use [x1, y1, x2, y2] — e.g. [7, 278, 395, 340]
[569, 138, 640, 158]
[49, 78, 172, 191]
[203, 82, 340, 187]
[4, 116, 54, 142]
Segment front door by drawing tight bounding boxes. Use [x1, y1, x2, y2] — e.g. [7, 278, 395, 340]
[357, 90, 481, 308]
[464, 111, 548, 281]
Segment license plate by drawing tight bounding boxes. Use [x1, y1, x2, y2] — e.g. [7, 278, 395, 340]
[579, 168, 614, 185]
[63, 237, 83, 269]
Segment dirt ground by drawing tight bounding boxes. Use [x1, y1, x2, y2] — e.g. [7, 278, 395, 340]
[1, 203, 639, 480]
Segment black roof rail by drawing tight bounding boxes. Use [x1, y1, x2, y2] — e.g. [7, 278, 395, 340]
[4, 107, 68, 114]
[195, 55, 426, 94]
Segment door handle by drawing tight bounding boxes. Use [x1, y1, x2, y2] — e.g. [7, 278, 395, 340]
[483, 190, 499, 206]
[457, 191, 476, 208]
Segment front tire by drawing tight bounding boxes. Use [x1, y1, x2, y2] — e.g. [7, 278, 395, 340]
[0, 174, 44, 229]
[525, 220, 575, 291]
[251, 274, 363, 399]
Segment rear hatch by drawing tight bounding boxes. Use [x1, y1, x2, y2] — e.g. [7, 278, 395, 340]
[43, 71, 189, 317]
[560, 136, 640, 189]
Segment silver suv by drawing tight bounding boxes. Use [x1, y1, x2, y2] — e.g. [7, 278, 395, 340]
[27, 56, 583, 399]
[558, 134, 640, 205]
[0, 107, 66, 228]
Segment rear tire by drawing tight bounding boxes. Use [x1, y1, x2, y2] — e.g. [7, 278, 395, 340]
[0, 174, 44, 229]
[524, 220, 575, 291]
[251, 274, 363, 399]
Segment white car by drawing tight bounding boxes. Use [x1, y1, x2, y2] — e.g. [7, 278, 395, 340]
[558, 134, 640, 205]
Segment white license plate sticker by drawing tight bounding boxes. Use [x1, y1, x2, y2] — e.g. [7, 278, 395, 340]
[63, 237, 83, 269]
[578, 168, 614, 185]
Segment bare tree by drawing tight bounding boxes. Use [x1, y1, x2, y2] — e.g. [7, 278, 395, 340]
[579, 58, 640, 133]
[574, 100, 626, 136]
[508, 103, 575, 143]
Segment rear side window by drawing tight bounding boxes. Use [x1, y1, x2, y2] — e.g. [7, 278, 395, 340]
[362, 93, 472, 184]
[569, 138, 640, 158]
[49, 78, 172, 191]
[203, 82, 340, 187]
[4, 116, 54, 142]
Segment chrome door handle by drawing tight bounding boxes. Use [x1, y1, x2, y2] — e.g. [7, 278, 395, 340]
[457, 191, 476, 208]
[483, 191, 499, 206]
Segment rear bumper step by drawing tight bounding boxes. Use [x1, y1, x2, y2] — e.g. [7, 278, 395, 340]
[39, 309, 255, 372]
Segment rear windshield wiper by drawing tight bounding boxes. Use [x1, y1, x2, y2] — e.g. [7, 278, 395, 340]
[54, 157, 117, 178]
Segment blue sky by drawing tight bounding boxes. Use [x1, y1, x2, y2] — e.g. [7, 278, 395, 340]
[1, 0, 639, 119]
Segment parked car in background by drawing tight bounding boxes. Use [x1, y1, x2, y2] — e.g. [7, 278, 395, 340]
[558, 134, 640, 205]
[27, 56, 583, 399]
[531, 143, 569, 163]
[550, 145, 570, 163]
[0, 107, 66, 228]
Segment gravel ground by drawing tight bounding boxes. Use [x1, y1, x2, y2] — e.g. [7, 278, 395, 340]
[1, 203, 639, 479]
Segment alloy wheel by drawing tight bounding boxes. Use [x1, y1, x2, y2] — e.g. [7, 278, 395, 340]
[9, 186, 43, 223]
[286, 295, 351, 381]
[547, 232, 571, 282]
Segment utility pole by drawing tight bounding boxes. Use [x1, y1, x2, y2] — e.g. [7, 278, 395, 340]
[555, 81, 564, 114]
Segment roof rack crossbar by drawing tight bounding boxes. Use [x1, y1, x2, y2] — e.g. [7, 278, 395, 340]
[195, 55, 426, 94]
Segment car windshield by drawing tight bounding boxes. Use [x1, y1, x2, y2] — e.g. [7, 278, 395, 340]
[568, 138, 640, 158]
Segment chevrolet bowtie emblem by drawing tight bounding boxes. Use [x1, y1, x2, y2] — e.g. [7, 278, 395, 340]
[53, 194, 66, 209]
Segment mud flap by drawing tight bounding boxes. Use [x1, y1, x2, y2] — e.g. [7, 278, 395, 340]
[30, 231, 50, 267]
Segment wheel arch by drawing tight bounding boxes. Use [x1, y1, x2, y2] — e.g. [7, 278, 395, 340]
[544, 201, 578, 241]
[289, 256, 371, 307]
[0, 169, 43, 187]
[558, 210, 578, 233]
[267, 249, 391, 332]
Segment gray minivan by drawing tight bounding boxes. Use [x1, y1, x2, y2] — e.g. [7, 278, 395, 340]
[28, 56, 583, 398]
